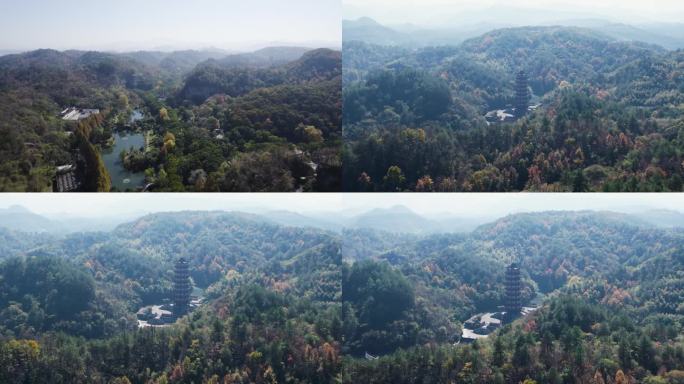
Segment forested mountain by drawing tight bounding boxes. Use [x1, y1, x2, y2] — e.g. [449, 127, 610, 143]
[179, 48, 341, 103]
[0, 227, 52, 260]
[163, 49, 342, 192]
[0, 204, 501, 238]
[348, 205, 446, 234]
[565, 20, 684, 50]
[214, 47, 312, 68]
[342, 210, 684, 383]
[343, 22, 684, 192]
[0, 211, 342, 383]
[0, 46, 341, 192]
[0, 49, 160, 91]
[2, 208, 684, 382]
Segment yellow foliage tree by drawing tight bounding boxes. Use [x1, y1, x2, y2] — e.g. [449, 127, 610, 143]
[159, 107, 170, 121]
[296, 123, 324, 143]
[163, 132, 176, 153]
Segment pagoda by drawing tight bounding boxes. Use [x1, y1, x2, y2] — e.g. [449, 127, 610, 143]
[173, 258, 191, 316]
[504, 262, 522, 322]
[514, 70, 530, 117]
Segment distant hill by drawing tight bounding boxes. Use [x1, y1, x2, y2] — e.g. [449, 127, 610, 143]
[630, 209, 684, 228]
[122, 49, 228, 75]
[284, 48, 342, 81]
[216, 46, 311, 68]
[349, 205, 439, 234]
[344, 207, 683, 236]
[264, 210, 342, 232]
[638, 22, 684, 49]
[343, 15, 684, 50]
[0, 49, 159, 99]
[0, 49, 23, 57]
[343, 17, 502, 47]
[345, 205, 486, 234]
[557, 19, 684, 50]
[0, 205, 135, 234]
[0, 205, 58, 233]
[177, 47, 341, 104]
[343, 17, 408, 46]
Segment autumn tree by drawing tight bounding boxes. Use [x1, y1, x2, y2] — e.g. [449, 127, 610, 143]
[615, 369, 629, 384]
[159, 107, 170, 121]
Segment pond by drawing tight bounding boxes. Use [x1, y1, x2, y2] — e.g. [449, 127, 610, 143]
[102, 132, 146, 191]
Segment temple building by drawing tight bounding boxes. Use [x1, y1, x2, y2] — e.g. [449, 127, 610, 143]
[173, 258, 191, 317]
[514, 70, 530, 117]
[60, 107, 100, 121]
[54, 164, 80, 192]
[504, 262, 522, 322]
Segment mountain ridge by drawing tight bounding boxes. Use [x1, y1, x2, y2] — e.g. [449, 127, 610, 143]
[343, 16, 684, 49]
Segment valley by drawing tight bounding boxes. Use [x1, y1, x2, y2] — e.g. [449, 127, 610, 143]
[0, 46, 342, 192]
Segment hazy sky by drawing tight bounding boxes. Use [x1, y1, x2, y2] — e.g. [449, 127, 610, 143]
[340, 193, 684, 217]
[0, 194, 342, 218]
[1, 193, 682, 219]
[344, 0, 684, 25]
[0, 0, 341, 52]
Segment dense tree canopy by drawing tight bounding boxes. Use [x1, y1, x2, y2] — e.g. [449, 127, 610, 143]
[343, 26, 684, 192]
[1, 209, 684, 382]
[0, 256, 98, 337]
[0, 47, 341, 192]
[0, 211, 343, 383]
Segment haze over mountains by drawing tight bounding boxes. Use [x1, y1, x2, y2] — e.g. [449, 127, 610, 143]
[0, 45, 333, 79]
[0, 205, 140, 234]
[0, 40, 344, 59]
[343, 15, 684, 49]
[3, 203, 683, 236]
[343, 0, 684, 28]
